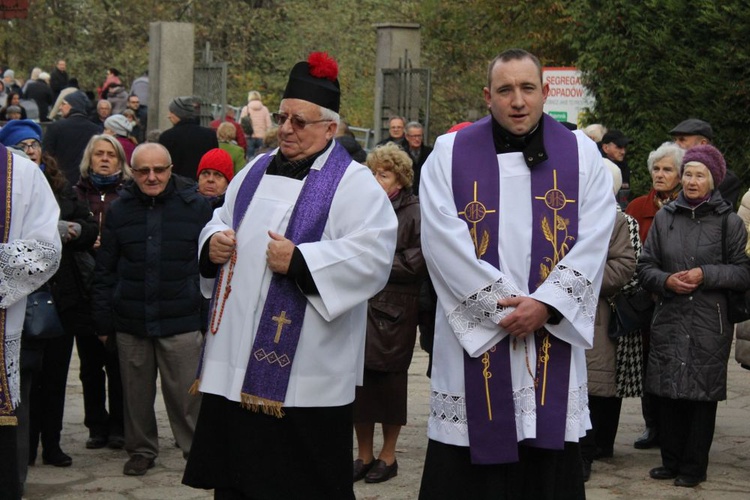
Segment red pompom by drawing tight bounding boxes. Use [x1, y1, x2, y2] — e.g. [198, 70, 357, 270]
[308, 52, 338, 82]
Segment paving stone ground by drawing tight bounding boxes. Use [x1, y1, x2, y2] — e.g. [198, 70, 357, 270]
[22, 342, 750, 499]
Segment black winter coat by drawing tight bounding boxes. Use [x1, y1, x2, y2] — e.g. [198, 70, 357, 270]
[158, 119, 219, 179]
[43, 112, 102, 185]
[92, 177, 213, 338]
[365, 191, 427, 372]
[49, 182, 99, 333]
[638, 191, 750, 401]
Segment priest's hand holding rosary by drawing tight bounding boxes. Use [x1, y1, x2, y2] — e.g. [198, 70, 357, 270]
[209, 229, 236, 264]
[497, 296, 552, 338]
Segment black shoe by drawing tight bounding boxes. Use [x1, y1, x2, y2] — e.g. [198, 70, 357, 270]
[649, 466, 677, 480]
[634, 427, 659, 449]
[364, 459, 398, 483]
[674, 474, 706, 487]
[107, 435, 125, 449]
[42, 449, 72, 467]
[123, 454, 155, 476]
[353, 458, 375, 482]
[582, 459, 592, 482]
[86, 435, 108, 449]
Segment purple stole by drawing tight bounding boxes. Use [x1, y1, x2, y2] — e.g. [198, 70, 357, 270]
[0, 145, 16, 425]
[226, 143, 350, 416]
[451, 114, 579, 464]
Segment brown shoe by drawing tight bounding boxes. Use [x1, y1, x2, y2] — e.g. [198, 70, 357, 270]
[353, 458, 375, 482]
[123, 454, 155, 476]
[365, 459, 398, 483]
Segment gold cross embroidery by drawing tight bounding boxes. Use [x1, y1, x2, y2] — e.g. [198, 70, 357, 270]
[272, 311, 291, 343]
[458, 181, 497, 259]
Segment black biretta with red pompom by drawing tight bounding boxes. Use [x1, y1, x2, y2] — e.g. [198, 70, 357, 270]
[282, 52, 340, 113]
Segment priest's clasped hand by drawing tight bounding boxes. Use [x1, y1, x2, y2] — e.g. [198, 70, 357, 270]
[267, 230, 295, 275]
[497, 297, 551, 339]
[209, 229, 236, 264]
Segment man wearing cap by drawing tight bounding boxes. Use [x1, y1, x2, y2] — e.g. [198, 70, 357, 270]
[417, 48, 614, 499]
[0, 138, 61, 499]
[600, 129, 632, 206]
[158, 96, 218, 179]
[182, 52, 397, 499]
[669, 118, 741, 208]
[43, 90, 101, 185]
[2, 70, 21, 94]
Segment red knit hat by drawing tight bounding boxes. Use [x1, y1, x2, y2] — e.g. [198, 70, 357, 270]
[197, 148, 234, 182]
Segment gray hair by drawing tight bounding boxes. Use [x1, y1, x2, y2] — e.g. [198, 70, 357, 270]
[405, 121, 423, 132]
[647, 142, 685, 174]
[318, 106, 341, 126]
[583, 124, 607, 143]
[79, 134, 132, 179]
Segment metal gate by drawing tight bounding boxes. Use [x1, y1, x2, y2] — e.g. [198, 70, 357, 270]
[381, 55, 431, 143]
[193, 43, 227, 127]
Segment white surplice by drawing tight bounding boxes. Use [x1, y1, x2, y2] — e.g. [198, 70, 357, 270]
[197, 142, 398, 408]
[0, 152, 61, 410]
[420, 127, 615, 447]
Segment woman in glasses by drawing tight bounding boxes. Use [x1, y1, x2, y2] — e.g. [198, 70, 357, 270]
[0, 120, 97, 476]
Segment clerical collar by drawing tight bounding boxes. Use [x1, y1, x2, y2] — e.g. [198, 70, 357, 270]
[266, 140, 332, 180]
[491, 117, 548, 169]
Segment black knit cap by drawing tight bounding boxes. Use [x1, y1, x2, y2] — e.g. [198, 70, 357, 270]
[282, 52, 340, 113]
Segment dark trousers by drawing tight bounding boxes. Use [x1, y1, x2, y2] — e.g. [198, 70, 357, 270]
[28, 332, 74, 458]
[640, 330, 659, 429]
[580, 395, 622, 461]
[418, 439, 585, 500]
[75, 334, 124, 437]
[658, 397, 717, 478]
[0, 425, 20, 500]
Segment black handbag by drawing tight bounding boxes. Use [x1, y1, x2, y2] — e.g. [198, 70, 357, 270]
[721, 213, 750, 324]
[23, 285, 65, 339]
[608, 287, 654, 340]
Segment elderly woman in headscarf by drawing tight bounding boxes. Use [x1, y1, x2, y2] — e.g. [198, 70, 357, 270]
[638, 144, 750, 488]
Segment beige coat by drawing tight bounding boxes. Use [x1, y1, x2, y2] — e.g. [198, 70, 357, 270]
[733, 188, 750, 367]
[587, 212, 638, 397]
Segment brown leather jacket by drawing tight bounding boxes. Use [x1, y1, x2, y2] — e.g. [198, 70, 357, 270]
[365, 190, 427, 372]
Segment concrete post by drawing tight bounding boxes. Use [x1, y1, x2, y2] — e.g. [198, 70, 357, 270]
[372, 23, 421, 143]
[148, 22, 195, 134]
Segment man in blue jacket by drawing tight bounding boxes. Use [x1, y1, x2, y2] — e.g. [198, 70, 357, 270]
[92, 142, 212, 477]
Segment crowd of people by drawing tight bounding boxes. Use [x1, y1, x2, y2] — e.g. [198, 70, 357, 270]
[1, 48, 750, 500]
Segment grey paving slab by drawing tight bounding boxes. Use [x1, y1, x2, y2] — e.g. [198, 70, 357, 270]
[21, 340, 750, 499]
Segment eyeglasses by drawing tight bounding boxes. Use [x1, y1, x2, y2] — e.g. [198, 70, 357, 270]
[272, 112, 332, 130]
[14, 140, 41, 152]
[131, 164, 172, 176]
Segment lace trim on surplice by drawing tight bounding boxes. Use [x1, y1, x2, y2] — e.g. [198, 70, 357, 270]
[0, 240, 60, 308]
[429, 382, 589, 439]
[447, 277, 524, 341]
[546, 264, 596, 323]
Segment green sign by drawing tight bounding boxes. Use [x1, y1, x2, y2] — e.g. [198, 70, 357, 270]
[549, 111, 568, 121]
